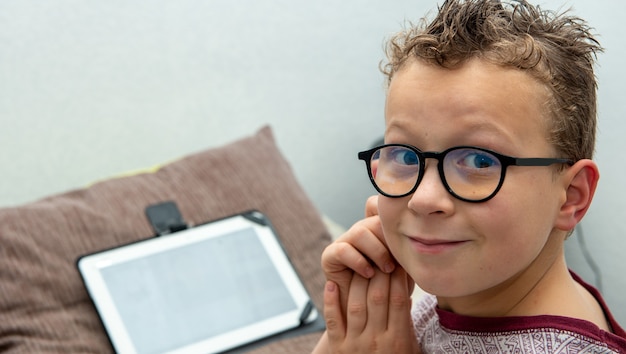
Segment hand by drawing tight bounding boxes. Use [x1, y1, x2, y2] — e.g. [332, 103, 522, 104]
[321, 196, 397, 316]
[323, 267, 420, 354]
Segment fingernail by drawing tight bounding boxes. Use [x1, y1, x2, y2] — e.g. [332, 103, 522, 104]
[384, 261, 395, 273]
[365, 266, 375, 278]
[326, 281, 336, 292]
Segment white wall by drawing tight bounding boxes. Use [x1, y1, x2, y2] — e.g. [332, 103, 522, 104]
[1, 1, 624, 323]
[557, 0, 626, 328]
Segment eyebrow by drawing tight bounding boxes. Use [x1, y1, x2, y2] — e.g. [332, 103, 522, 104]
[386, 115, 518, 148]
[462, 116, 522, 144]
[463, 118, 514, 136]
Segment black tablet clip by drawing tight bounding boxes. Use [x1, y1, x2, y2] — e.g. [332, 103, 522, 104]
[145, 201, 188, 236]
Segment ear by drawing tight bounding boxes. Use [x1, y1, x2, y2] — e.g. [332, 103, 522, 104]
[555, 159, 600, 231]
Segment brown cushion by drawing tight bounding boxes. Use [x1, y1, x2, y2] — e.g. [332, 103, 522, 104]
[0, 126, 329, 353]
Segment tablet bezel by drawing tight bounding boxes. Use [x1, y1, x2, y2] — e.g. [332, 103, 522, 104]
[77, 211, 317, 354]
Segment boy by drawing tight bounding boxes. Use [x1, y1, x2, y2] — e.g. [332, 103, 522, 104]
[313, 0, 626, 353]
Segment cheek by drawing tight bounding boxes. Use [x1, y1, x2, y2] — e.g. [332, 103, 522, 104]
[480, 189, 547, 240]
[447, 204, 557, 295]
[475, 188, 559, 264]
[377, 196, 403, 229]
[377, 197, 407, 251]
[492, 174, 562, 234]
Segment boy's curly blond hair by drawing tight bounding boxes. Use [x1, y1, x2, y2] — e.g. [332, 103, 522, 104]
[382, 0, 602, 160]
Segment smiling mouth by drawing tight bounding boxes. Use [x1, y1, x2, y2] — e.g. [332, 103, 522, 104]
[407, 236, 468, 254]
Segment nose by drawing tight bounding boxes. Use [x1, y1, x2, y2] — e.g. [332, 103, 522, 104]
[407, 160, 455, 215]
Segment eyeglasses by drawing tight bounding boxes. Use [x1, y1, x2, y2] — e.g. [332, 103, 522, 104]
[358, 144, 574, 202]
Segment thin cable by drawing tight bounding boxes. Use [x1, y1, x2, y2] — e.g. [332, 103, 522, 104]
[576, 223, 603, 293]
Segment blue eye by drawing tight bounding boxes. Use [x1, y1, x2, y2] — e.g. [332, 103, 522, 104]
[454, 149, 500, 171]
[390, 148, 418, 165]
[444, 147, 501, 171]
[468, 153, 496, 168]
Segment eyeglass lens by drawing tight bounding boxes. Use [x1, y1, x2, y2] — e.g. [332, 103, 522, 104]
[371, 146, 503, 200]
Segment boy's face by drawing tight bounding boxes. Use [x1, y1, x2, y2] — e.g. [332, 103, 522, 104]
[379, 58, 569, 309]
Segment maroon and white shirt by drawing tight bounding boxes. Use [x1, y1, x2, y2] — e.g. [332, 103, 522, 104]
[412, 273, 626, 353]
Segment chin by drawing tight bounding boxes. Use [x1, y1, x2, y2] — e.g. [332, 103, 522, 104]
[407, 266, 481, 298]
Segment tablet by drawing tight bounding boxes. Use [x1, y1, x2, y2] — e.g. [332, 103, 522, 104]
[77, 211, 318, 354]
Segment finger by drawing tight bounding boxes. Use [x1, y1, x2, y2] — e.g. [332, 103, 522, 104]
[321, 245, 357, 319]
[321, 217, 395, 318]
[346, 273, 369, 337]
[323, 281, 346, 345]
[359, 213, 385, 246]
[322, 241, 375, 280]
[407, 274, 416, 297]
[387, 267, 413, 332]
[337, 217, 395, 274]
[364, 195, 379, 217]
[364, 268, 390, 333]
[321, 242, 375, 316]
[347, 221, 395, 274]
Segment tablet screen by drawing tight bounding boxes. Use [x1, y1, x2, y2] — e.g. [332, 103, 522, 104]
[78, 213, 315, 354]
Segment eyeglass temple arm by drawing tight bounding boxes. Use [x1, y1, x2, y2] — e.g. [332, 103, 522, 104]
[513, 157, 574, 166]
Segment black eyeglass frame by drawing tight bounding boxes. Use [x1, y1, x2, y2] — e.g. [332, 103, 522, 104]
[358, 143, 575, 203]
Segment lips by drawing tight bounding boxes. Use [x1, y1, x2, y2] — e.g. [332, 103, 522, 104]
[407, 236, 468, 254]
